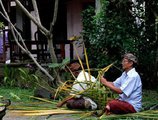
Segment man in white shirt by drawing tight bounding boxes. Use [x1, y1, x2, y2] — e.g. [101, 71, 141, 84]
[101, 53, 142, 114]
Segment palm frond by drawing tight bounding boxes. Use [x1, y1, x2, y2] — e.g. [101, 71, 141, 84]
[10, 109, 85, 116]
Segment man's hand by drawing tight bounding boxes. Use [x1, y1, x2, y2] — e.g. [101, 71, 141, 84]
[100, 76, 108, 86]
[100, 76, 122, 94]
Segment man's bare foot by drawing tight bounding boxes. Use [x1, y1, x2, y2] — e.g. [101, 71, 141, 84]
[105, 105, 111, 115]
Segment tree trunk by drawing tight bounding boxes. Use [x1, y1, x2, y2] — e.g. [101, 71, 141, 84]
[155, 17, 158, 80]
[47, 36, 62, 84]
[47, 36, 57, 63]
[95, 0, 101, 14]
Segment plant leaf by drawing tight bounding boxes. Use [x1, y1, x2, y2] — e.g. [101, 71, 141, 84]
[48, 63, 61, 68]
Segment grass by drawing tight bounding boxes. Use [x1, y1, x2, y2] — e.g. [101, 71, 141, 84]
[0, 86, 34, 102]
[0, 86, 158, 120]
[142, 90, 158, 111]
[1, 86, 156, 109]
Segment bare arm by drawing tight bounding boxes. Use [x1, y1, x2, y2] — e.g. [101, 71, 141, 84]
[100, 76, 123, 94]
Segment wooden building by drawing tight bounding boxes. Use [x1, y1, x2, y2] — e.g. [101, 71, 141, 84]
[0, 0, 94, 63]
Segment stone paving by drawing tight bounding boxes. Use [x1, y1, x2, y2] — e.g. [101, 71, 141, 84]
[3, 110, 80, 120]
[3, 110, 46, 120]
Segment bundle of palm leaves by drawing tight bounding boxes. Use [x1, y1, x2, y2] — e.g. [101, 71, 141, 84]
[55, 41, 116, 110]
[81, 83, 115, 110]
[56, 64, 117, 109]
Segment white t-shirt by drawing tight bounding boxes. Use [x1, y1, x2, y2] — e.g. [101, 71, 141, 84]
[113, 68, 142, 112]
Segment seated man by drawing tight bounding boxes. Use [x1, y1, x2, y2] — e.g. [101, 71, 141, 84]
[57, 71, 97, 110]
[101, 53, 142, 114]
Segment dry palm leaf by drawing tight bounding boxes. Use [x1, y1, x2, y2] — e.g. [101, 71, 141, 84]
[9, 109, 85, 116]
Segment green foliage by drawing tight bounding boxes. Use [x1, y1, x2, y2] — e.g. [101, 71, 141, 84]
[3, 65, 18, 87]
[48, 58, 70, 69]
[0, 22, 4, 29]
[3, 66, 39, 88]
[9, 92, 21, 101]
[17, 68, 39, 88]
[82, 0, 158, 88]
[0, 86, 33, 102]
[82, 0, 144, 68]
